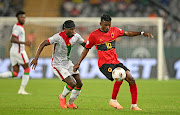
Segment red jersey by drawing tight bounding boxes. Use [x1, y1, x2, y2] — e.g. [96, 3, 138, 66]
[85, 27, 124, 68]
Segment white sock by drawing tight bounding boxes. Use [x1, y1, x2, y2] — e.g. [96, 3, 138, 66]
[110, 99, 117, 102]
[131, 104, 137, 108]
[19, 74, 29, 91]
[61, 85, 72, 98]
[68, 89, 81, 105]
[0, 71, 13, 78]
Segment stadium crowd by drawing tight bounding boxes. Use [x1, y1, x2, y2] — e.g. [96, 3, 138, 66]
[0, 0, 23, 16]
[61, 0, 180, 46]
[0, 0, 179, 46]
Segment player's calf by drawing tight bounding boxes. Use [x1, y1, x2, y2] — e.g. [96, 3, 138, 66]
[0, 71, 18, 78]
[18, 67, 30, 95]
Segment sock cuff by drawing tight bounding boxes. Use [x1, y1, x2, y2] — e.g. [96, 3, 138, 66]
[12, 71, 18, 77]
[66, 84, 74, 91]
[129, 83, 137, 87]
[115, 80, 123, 84]
[24, 73, 29, 75]
[24, 68, 30, 73]
[74, 87, 82, 90]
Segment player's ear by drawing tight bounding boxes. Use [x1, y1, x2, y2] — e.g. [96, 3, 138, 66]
[100, 22, 102, 26]
[64, 28, 67, 31]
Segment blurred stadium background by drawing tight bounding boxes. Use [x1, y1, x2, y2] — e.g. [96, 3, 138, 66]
[0, 0, 180, 80]
[0, 0, 180, 115]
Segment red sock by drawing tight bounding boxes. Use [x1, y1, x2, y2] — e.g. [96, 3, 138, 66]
[111, 81, 123, 99]
[129, 84, 137, 104]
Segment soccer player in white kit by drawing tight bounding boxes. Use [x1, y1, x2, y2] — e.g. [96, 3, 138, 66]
[30, 20, 86, 109]
[0, 11, 31, 95]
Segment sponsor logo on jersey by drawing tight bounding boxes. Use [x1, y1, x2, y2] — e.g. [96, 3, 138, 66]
[96, 40, 115, 51]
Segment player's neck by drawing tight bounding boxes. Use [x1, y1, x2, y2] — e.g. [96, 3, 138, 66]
[17, 22, 24, 25]
[65, 32, 73, 38]
[99, 28, 108, 33]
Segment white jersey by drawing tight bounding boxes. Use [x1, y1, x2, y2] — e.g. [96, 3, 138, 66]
[10, 23, 29, 66]
[48, 31, 85, 67]
[11, 23, 25, 53]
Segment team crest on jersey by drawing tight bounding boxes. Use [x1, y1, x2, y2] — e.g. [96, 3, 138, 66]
[111, 33, 114, 38]
[108, 67, 112, 72]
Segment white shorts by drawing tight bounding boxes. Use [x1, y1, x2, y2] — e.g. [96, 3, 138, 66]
[10, 50, 29, 66]
[52, 62, 79, 80]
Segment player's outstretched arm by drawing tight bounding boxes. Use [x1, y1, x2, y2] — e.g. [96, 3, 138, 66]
[124, 31, 154, 39]
[73, 48, 89, 72]
[11, 35, 32, 47]
[30, 40, 50, 70]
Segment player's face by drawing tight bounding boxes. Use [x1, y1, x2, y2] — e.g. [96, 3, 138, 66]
[100, 21, 111, 32]
[65, 27, 75, 38]
[18, 14, 26, 25]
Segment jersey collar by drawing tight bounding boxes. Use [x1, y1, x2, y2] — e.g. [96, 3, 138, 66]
[16, 22, 24, 29]
[98, 28, 109, 33]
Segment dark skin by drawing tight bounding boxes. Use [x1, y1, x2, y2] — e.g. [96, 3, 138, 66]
[12, 14, 32, 73]
[73, 21, 154, 85]
[30, 27, 83, 88]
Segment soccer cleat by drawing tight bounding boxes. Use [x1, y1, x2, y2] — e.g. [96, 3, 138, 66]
[18, 90, 30, 95]
[59, 94, 67, 109]
[130, 106, 142, 110]
[67, 103, 78, 109]
[109, 99, 123, 109]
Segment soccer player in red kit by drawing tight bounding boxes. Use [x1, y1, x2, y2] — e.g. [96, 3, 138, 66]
[73, 14, 154, 110]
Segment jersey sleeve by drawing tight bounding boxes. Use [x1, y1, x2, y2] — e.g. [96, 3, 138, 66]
[114, 27, 124, 37]
[75, 33, 85, 44]
[12, 26, 19, 37]
[48, 33, 60, 44]
[85, 33, 95, 49]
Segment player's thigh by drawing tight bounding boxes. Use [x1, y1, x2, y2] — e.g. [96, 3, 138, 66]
[12, 64, 20, 73]
[125, 71, 135, 85]
[72, 74, 83, 88]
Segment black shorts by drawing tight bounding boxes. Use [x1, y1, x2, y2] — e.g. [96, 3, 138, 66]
[99, 63, 130, 81]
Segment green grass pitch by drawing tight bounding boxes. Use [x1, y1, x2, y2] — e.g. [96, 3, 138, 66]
[0, 79, 180, 115]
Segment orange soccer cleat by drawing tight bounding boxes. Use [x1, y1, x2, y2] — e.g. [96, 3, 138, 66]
[130, 106, 142, 111]
[109, 99, 123, 109]
[59, 94, 67, 109]
[67, 103, 78, 109]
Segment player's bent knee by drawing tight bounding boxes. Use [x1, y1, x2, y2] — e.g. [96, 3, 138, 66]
[129, 77, 135, 85]
[24, 67, 30, 73]
[78, 82, 83, 88]
[68, 82, 76, 88]
[12, 71, 18, 77]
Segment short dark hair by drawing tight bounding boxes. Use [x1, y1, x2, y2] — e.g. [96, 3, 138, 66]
[16, 11, 25, 17]
[62, 20, 75, 30]
[101, 14, 112, 22]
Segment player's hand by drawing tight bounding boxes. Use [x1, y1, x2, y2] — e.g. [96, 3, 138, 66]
[73, 64, 80, 72]
[25, 41, 32, 47]
[143, 33, 154, 39]
[30, 58, 38, 70]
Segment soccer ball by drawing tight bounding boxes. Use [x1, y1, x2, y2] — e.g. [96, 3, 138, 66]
[112, 67, 126, 81]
